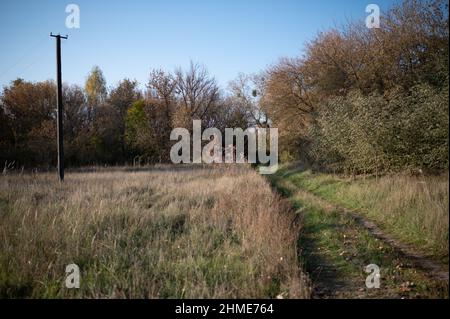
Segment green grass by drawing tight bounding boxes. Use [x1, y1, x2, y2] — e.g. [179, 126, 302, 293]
[280, 167, 449, 261]
[269, 169, 449, 298]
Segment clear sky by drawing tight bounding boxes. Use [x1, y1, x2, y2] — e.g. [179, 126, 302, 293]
[0, 0, 398, 91]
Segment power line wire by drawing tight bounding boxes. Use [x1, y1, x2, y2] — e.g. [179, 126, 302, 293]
[0, 37, 47, 81]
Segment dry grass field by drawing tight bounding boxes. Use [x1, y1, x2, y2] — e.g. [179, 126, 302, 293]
[0, 165, 309, 298]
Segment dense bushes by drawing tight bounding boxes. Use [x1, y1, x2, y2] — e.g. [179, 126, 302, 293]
[310, 84, 449, 174]
[261, 0, 449, 174]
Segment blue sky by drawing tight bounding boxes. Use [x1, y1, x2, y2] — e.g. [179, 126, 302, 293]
[0, 0, 398, 90]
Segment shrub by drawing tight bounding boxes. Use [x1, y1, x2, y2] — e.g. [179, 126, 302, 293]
[310, 84, 449, 174]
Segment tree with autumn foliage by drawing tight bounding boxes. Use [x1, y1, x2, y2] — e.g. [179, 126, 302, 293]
[260, 0, 449, 173]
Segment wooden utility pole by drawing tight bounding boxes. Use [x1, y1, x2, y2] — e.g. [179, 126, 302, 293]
[50, 33, 68, 181]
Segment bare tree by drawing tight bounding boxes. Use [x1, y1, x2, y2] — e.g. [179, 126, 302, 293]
[228, 73, 267, 127]
[175, 62, 220, 123]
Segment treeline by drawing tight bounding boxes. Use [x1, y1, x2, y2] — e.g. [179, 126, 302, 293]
[260, 0, 449, 174]
[1, 0, 448, 173]
[0, 63, 251, 168]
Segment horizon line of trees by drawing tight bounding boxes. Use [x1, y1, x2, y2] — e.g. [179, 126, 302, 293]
[0, 62, 254, 169]
[1, 0, 448, 174]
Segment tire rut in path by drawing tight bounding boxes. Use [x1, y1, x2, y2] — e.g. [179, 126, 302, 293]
[346, 210, 449, 282]
[272, 175, 449, 298]
[300, 187, 449, 285]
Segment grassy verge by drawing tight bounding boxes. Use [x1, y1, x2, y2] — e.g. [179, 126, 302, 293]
[278, 166, 449, 262]
[0, 165, 308, 298]
[269, 171, 449, 298]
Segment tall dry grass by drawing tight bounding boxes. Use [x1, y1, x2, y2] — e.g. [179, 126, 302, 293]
[338, 174, 449, 258]
[0, 165, 309, 298]
[286, 168, 449, 259]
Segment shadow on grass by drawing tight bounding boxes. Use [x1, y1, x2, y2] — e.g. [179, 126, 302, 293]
[269, 173, 348, 298]
[297, 216, 348, 298]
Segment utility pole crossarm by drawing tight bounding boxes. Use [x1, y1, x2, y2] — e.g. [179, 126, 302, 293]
[50, 33, 68, 39]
